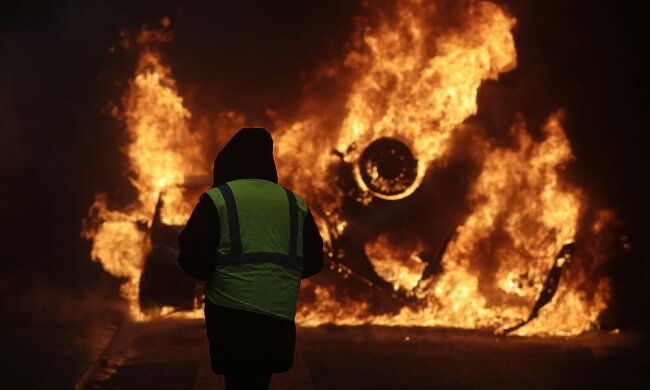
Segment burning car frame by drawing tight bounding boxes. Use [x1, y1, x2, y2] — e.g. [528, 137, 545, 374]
[83, 0, 617, 336]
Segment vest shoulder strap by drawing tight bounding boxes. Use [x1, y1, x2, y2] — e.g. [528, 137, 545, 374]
[217, 183, 242, 256]
[208, 182, 303, 262]
[283, 188, 299, 258]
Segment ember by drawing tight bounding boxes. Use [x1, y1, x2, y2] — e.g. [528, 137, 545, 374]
[83, 0, 616, 336]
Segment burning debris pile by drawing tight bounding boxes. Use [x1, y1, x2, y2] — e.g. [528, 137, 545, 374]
[83, 0, 617, 335]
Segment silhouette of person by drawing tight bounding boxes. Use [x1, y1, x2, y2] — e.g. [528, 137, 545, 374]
[178, 127, 323, 390]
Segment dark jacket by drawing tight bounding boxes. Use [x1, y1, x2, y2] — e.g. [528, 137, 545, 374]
[177, 128, 323, 374]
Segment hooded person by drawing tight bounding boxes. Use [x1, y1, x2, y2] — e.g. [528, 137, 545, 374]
[178, 127, 323, 390]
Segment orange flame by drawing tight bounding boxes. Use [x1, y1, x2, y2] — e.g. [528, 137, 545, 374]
[83, 25, 208, 320]
[83, 1, 614, 335]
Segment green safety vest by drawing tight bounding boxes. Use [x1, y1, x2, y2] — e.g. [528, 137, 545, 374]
[204, 179, 308, 321]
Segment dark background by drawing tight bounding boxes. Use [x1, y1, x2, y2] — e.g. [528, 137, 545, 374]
[1, 0, 647, 327]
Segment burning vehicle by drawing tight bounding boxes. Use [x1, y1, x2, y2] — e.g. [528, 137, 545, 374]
[83, 0, 616, 335]
[137, 132, 574, 332]
[137, 178, 210, 313]
[137, 135, 472, 311]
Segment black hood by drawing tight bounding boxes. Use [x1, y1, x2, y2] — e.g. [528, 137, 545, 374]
[212, 127, 279, 187]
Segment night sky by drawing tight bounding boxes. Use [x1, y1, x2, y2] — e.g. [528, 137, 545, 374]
[1, 0, 647, 326]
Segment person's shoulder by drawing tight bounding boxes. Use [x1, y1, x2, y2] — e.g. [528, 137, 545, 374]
[202, 187, 222, 204]
[291, 190, 309, 211]
[293, 191, 306, 203]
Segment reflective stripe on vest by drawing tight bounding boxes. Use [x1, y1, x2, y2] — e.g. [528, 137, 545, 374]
[204, 179, 307, 320]
[214, 183, 302, 269]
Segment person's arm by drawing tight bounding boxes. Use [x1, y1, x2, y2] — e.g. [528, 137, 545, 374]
[301, 210, 324, 279]
[177, 194, 220, 281]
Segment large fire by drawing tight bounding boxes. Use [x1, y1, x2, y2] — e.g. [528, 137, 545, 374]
[83, 1, 615, 335]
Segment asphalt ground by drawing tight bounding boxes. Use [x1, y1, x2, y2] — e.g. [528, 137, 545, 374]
[2, 278, 649, 390]
[83, 319, 313, 390]
[0, 274, 123, 390]
[64, 320, 650, 389]
[298, 325, 650, 390]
